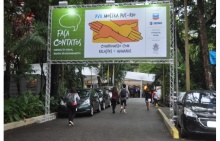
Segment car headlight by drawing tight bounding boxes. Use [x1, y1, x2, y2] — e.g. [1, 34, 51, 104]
[184, 107, 197, 118]
[83, 99, 90, 105]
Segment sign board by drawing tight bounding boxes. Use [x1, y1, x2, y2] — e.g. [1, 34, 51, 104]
[49, 4, 170, 61]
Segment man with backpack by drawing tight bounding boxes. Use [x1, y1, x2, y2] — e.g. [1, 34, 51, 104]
[119, 84, 130, 113]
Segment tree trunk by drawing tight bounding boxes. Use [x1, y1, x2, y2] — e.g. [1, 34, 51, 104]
[15, 57, 21, 95]
[51, 64, 60, 97]
[197, 0, 214, 90]
[4, 61, 11, 99]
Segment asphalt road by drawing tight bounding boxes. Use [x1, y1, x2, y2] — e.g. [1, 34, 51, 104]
[4, 98, 216, 141]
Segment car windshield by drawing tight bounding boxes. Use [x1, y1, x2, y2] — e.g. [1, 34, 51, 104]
[78, 90, 90, 98]
[186, 92, 216, 105]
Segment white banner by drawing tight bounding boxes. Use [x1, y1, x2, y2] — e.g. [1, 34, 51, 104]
[84, 6, 168, 58]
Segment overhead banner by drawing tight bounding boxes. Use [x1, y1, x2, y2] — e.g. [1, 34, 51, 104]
[49, 4, 170, 60]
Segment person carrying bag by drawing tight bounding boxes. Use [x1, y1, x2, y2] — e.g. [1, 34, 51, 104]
[119, 84, 130, 113]
[65, 87, 80, 126]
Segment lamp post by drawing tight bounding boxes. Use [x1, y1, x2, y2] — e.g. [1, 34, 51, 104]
[90, 66, 93, 88]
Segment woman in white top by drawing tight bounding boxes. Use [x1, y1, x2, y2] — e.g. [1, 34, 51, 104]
[153, 90, 159, 107]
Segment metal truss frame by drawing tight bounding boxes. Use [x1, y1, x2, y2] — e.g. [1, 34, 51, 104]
[45, 1, 175, 122]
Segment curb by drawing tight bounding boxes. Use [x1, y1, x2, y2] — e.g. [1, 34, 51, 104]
[158, 108, 179, 139]
[4, 113, 57, 131]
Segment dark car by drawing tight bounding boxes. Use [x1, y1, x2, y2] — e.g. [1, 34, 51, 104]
[174, 92, 186, 115]
[95, 88, 111, 110]
[57, 88, 101, 117]
[176, 90, 216, 138]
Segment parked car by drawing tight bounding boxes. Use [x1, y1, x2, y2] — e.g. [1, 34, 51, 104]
[103, 86, 114, 97]
[176, 90, 216, 138]
[103, 86, 120, 104]
[165, 91, 177, 107]
[174, 92, 186, 115]
[57, 88, 101, 117]
[95, 88, 111, 110]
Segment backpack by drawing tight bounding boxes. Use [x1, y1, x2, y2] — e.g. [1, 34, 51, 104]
[65, 93, 76, 106]
[120, 89, 127, 98]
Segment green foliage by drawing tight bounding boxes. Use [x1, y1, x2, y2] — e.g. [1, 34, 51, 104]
[57, 80, 68, 98]
[138, 64, 157, 73]
[4, 91, 44, 124]
[39, 92, 59, 113]
[49, 96, 59, 113]
[4, 91, 59, 124]
[90, 88, 95, 96]
[99, 64, 136, 87]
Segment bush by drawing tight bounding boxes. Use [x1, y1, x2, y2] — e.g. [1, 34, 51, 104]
[4, 91, 59, 124]
[39, 92, 59, 113]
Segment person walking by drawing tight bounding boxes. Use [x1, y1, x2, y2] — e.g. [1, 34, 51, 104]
[111, 86, 119, 113]
[65, 87, 80, 126]
[153, 90, 160, 107]
[145, 89, 152, 111]
[151, 89, 155, 104]
[119, 84, 129, 113]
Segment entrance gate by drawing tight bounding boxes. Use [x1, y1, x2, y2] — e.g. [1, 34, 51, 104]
[43, 1, 176, 122]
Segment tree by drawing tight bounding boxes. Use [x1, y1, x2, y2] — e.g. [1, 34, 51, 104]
[174, 0, 216, 90]
[4, 0, 36, 96]
[28, 21, 48, 97]
[197, 0, 214, 90]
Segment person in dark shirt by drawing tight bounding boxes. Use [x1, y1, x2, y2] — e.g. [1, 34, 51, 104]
[145, 90, 152, 111]
[111, 86, 119, 113]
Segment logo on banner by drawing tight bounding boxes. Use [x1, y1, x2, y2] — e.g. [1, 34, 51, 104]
[152, 13, 159, 20]
[153, 43, 159, 54]
[149, 21, 162, 25]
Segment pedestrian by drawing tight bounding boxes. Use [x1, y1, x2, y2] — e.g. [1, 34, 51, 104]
[145, 89, 152, 111]
[119, 84, 130, 113]
[143, 85, 148, 97]
[64, 87, 80, 126]
[111, 86, 119, 113]
[153, 90, 160, 107]
[151, 89, 155, 104]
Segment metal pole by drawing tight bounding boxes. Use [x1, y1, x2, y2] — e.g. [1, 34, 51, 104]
[91, 66, 93, 88]
[112, 64, 115, 86]
[175, 24, 179, 95]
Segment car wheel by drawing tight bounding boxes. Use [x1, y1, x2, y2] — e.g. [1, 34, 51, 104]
[97, 104, 101, 112]
[90, 107, 94, 116]
[102, 102, 106, 110]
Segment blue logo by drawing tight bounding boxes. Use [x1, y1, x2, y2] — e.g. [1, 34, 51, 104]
[152, 13, 159, 20]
